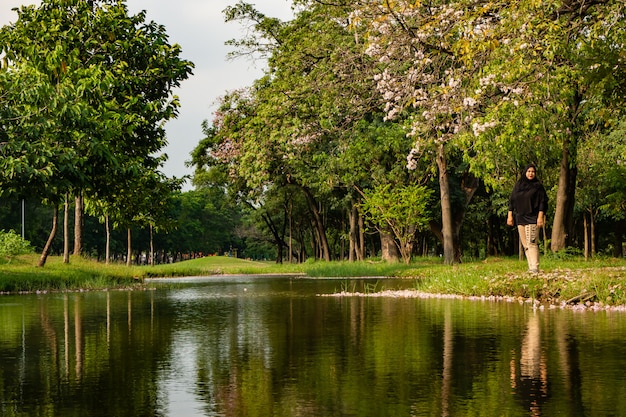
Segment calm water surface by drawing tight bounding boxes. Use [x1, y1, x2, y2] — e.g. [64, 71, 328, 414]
[1, 276, 626, 416]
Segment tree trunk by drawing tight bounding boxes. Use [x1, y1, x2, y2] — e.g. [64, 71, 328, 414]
[348, 204, 359, 262]
[551, 142, 569, 252]
[298, 233, 306, 262]
[37, 205, 59, 267]
[358, 213, 366, 260]
[260, 212, 285, 264]
[613, 220, 624, 258]
[486, 218, 493, 257]
[380, 226, 400, 263]
[63, 195, 70, 264]
[436, 144, 455, 265]
[487, 215, 502, 257]
[451, 171, 479, 262]
[590, 209, 596, 257]
[126, 228, 132, 267]
[583, 212, 589, 261]
[74, 194, 83, 256]
[105, 215, 111, 265]
[348, 202, 366, 261]
[149, 224, 154, 266]
[551, 97, 579, 252]
[312, 216, 323, 260]
[276, 241, 284, 263]
[289, 201, 294, 263]
[301, 186, 331, 261]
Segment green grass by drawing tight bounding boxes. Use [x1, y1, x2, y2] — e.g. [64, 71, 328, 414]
[0, 255, 143, 293]
[399, 256, 626, 308]
[141, 255, 283, 277]
[2, 253, 626, 308]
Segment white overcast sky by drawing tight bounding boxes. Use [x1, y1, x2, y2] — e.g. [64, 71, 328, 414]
[1, 0, 294, 190]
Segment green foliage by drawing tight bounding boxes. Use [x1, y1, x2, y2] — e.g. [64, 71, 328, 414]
[360, 184, 433, 264]
[168, 188, 242, 255]
[0, 0, 193, 265]
[0, 230, 33, 259]
[3, 0, 626, 267]
[188, 0, 626, 264]
[192, 2, 402, 262]
[597, 121, 626, 220]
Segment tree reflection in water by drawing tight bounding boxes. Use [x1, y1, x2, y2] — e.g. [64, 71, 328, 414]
[1, 279, 626, 417]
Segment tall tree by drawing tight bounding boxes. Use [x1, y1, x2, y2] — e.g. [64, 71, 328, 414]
[352, 0, 501, 263]
[0, 0, 193, 265]
[213, 1, 426, 261]
[459, 0, 626, 252]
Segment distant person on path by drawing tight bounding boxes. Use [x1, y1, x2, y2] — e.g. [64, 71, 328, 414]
[507, 164, 548, 273]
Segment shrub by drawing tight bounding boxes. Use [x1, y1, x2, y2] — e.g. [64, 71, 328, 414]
[0, 230, 34, 259]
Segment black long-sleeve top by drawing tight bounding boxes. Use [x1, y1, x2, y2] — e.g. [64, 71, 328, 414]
[508, 179, 548, 226]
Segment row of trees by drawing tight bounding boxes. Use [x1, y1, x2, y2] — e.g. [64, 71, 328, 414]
[190, 0, 626, 264]
[0, 0, 193, 266]
[1, 0, 625, 266]
[0, 188, 251, 264]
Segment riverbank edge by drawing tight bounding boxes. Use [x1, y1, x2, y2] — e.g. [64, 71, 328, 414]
[320, 288, 626, 312]
[4, 279, 625, 313]
[4, 271, 626, 313]
[2, 255, 626, 311]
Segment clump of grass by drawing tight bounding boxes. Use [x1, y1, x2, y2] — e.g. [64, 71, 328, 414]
[301, 260, 415, 278]
[339, 280, 358, 294]
[336, 279, 384, 294]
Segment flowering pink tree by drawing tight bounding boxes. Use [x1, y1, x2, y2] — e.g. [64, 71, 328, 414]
[352, 0, 508, 263]
[454, 0, 626, 252]
[353, 0, 626, 260]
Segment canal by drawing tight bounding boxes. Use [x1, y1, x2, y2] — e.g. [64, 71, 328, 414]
[1, 276, 626, 416]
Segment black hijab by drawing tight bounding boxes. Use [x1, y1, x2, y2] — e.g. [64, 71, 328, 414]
[515, 164, 541, 192]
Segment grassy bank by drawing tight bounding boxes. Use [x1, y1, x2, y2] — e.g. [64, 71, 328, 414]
[1, 254, 626, 308]
[0, 255, 145, 293]
[402, 256, 626, 309]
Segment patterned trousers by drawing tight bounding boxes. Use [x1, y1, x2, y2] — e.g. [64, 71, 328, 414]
[518, 224, 540, 273]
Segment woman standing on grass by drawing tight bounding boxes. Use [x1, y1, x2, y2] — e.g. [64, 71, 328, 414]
[507, 164, 548, 273]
